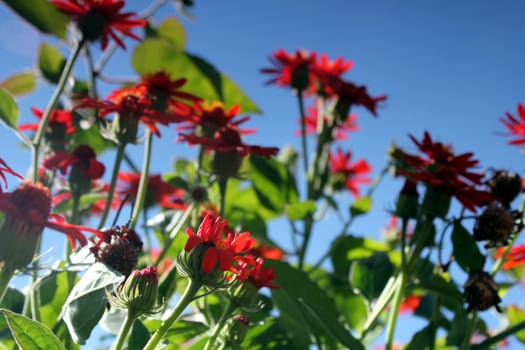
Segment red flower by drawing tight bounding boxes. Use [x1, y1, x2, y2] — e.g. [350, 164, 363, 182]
[184, 215, 255, 273]
[334, 80, 387, 116]
[248, 242, 285, 261]
[50, 0, 146, 50]
[399, 295, 422, 314]
[75, 86, 186, 137]
[397, 132, 492, 211]
[0, 158, 22, 192]
[494, 244, 525, 270]
[296, 105, 359, 140]
[310, 54, 353, 96]
[139, 71, 201, 112]
[501, 103, 525, 145]
[0, 182, 104, 250]
[233, 255, 279, 289]
[261, 49, 317, 91]
[329, 148, 372, 198]
[116, 172, 186, 209]
[43, 145, 105, 180]
[19, 107, 75, 135]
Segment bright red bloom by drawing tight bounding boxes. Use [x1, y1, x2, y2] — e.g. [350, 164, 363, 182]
[399, 295, 422, 314]
[19, 107, 75, 135]
[334, 80, 387, 116]
[501, 103, 525, 145]
[75, 86, 187, 137]
[116, 172, 185, 209]
[139, 71, 201, 112]
[50, 0, 146, 50]
[43, 145, 105, 180]
[494, 244, 525, 270]
[248, 242, 285, 261]
[0, 158, 22, 192]
[296, 105, 359, 140]
[184, 215, 255, 273]
[0, 182, 104, 250]
[310, 54, 353, 96]
[329, 148, 372, 198]
[261, 49, 317, 91]
[233, 255, 279, 289]
[397, 132, 492, 211]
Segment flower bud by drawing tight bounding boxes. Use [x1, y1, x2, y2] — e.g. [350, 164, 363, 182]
[229, 280, 259, 310]
[211, 151, 243, 178]
[421, 185, 451, 218]
[486, 170, 522, 207]
[473, 203, 515, 248]
[112, 99, 140, 144]
[0, 182, 51, 271]
[219, 314, 250, 349]
[109, 266, 160, 317]
[463, 270, 501, 312]
[395, 180, 419, 219]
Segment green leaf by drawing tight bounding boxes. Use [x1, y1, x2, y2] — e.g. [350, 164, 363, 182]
[249, 154, 298, 213]
[451, 222, 485, 272]
[132, 39, 260, 113]
[508, 305, 525, 344]
[266, 260, 365, 350]
[286, 201, 316, 221]
[129, 319, 151, 350]
[0, 288, 24, 314]
[1, 0, 69, 39]
[0, 88, 18, 130]
[243, 318, 304, 350]
[38, 43, 66, 84]
[0, 308, 66, 350]
[0, 71, 36, 96]
[446, 308, 469, 346]
[156, 17, 186, 50]
[36, 270, 76, 329]
[350, 252, 394, 300]
[350, 196, 372, 217]
[335, 291, 369, 333]
[405, 324, 436, 350]
[62, 263, 124, 345]
[143, 319, 208, 345]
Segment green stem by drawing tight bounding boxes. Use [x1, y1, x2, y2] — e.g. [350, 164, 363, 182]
[218, 177, 228, 217]
[31, 39, 85, 182]
[203, 301, 237, 350]
[112, 313, 136, 350]
[130, 130, 153, 230]
[0, 268, 14, 303]
[384, 265, 406, 349]
[297, 215, 313, 270]
[461, 313, 477, 350]
[297, 90, 308, 173]
[143, 279, 202, 350]
[98, 144, 126, 229]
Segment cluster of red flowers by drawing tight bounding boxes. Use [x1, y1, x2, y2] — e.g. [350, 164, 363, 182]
[397, 131, 492, 211]
[297, 106, 359, 140]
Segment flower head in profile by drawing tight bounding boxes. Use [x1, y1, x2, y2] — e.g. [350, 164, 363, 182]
[261, 49, 317, 91]
[43, 145, 105, 180]
[495, 244, 525, 270]
[0, 182, 104, 269]
[296, 105, 358, 140]
[397, 131, 492, 211]
[116, 172, 186, 210]
[248, 242, 285, 261]
[0, 158, 22, 192]
[50, 0, 146, 50]
[20, 107, 75, 135]
[183, 215, 255, 273]
[310, 53, 353, 96]
[329, 148, 372, 198]
[500, 102, 525, 146]
[233, 255, 278, 289]
[334, 80, 387, 117]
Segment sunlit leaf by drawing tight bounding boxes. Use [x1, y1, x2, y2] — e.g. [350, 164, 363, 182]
[508, 305, 525, 344]
[350, 252, 394, 300]
[350, 196, 372, 217]
[0, 71, 36, 96]
[38, 43, 66, 84]
[287, 201, 316, 221]
[0, 88, 18, 130]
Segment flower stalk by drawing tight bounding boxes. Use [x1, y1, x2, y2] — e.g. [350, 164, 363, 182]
[203, 301, 237, 350]
[130, 130, 153, 230]
[98, 143, 126, 230]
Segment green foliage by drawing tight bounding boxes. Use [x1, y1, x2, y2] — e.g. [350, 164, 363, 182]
[350, 196, 372, 218]
[350, 252, 395, 300]
[0, 88, 18, 130]
[0, 71, 36, 96]
[451, 222, 485, 273]
[38, 43, 66, 84]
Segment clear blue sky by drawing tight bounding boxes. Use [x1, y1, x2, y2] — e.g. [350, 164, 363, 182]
[1, 0, 525, 348]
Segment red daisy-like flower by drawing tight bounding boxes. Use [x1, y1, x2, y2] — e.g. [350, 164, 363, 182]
[296, 106, 359, 140]
[233, 255, 279, 289]
[0, 182, 104, 250]
[50, 0, 146, 50]
[501, 103, 525, 146]
[116, 172, 186, 210]
[43, 145, 105, 180]
[139, 71, 201, 112]
[179, 126, 279, 158]
[261, 49, 317, 91]
[397, 131, 492, 211]
[310, 53, 353, 97]
[494, 244, 525, 270]
[0, 158, 22, 192]
[334, 80, 387, 116]
[19, 107, 75, 135]
[184, 215, 255, 273]
[248, 242, 285, 261]
[75, 86, 187, 137]
[399, 295, 422, 314]
[329, 148, 372, 198]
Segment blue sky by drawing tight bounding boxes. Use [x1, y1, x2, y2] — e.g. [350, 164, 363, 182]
[1, 0, 525, 348]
